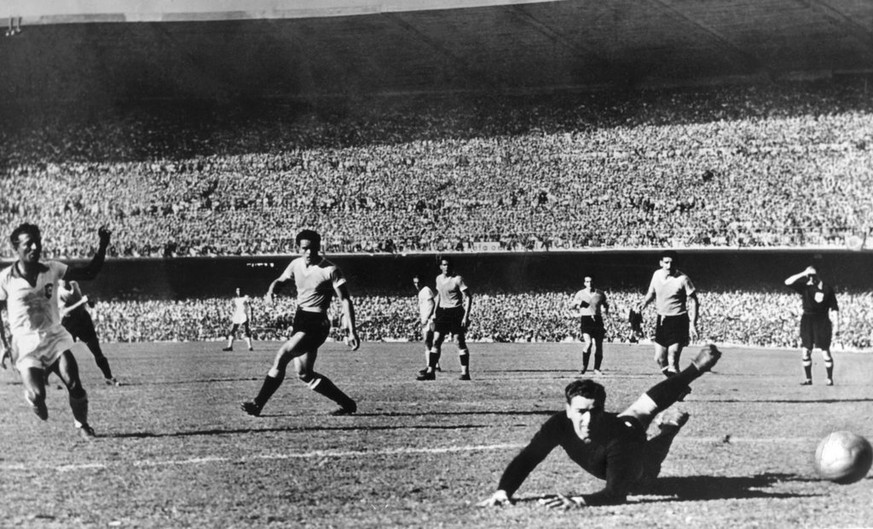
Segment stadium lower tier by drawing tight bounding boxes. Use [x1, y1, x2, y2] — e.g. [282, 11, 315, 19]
[88, 289, 871, 350]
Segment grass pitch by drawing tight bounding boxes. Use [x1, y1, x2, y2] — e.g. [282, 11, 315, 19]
[1, 341, 871, 528]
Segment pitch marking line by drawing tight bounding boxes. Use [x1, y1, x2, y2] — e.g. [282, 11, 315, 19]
[3, 438, 818, 473]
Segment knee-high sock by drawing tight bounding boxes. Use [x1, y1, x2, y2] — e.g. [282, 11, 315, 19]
[645, 364, 702, 409]
[308, 375, 355, 409]
[69, 390, 89, 428]
[254, 371, 285, 408]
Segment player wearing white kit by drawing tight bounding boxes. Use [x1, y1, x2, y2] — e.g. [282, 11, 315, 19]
[0, 223, 111, 439]
[241, 230, 360, 417]
[413, 274, 441, 375]
[223, 287, 254, 351]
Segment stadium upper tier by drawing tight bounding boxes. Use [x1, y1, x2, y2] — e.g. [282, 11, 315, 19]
[2, 0, 872, 103]
[0, 80, 870, 257]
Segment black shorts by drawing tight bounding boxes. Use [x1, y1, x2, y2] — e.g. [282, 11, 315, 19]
[579, 315, 605, 340]
[62, 312, 98, 343]
[800, 313, 832, 350]
[434, 306, 465, 335]
[654, 314, 689, 348]
[292, 309, 331, 349]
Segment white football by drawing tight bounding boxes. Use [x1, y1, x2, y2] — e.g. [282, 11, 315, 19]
[814, 431, 873, 484]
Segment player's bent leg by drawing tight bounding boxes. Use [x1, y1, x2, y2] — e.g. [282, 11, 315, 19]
[20, 367, 49, 421]
[86, 338, 116, 383]
[639, 409, 691, 485]
[55, 351, 94, 437]
[296, 354, 356, 415]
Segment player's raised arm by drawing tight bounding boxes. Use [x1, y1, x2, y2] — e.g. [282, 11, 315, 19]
[65, 226, 111, 281]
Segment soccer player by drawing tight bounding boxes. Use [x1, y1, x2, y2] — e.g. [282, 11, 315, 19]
[412, 274, 440, 374]
[58, 279, 119, 386]
[638, 250, 699, 377]
[241, 230, 360, 417]
[569, 275, 610, 375]
[0, 223, 111, 439]
[477, 345, 722, 508]
[416, 256, 473, 381]
[223, 287, 254, 352]
[784, 265, 839, 386]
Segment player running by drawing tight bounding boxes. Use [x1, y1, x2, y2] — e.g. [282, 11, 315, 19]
[241, 230, 360, 417]
[478, 345, 722, 508]
[58, 279, 119, 385]
[0, 223, 111, 439]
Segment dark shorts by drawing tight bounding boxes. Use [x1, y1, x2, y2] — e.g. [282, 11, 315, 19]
[292, 309, 331, 349]
[654, 314, 689, 348]
[434, 306, 465, 335]
[230, 321, 252, 337]
[800, 313, 832, 350]
[62, 312, 98, 343]
[579, 315, 605, 340]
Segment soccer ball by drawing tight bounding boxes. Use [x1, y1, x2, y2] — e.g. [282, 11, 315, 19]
[814, 431, 873, 484]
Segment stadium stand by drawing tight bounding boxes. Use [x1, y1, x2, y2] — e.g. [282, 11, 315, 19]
[1, 80, 872, 257]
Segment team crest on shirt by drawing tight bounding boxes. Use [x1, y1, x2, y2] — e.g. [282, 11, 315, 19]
[44, 284, 53, 299]
[814, 291, 824, 304]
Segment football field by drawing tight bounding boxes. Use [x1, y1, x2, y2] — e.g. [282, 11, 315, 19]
[1, 341, 871, 528]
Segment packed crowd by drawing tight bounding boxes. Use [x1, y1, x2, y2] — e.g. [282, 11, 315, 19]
[87, 288, 872, 350]
[1, 80, 872, 257]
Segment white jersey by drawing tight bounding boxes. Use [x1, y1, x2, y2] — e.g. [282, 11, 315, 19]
[417, 286, 436, 324]
[232, 295, 251, 324]
[0, 261, 68, 335]
[278, 256, 346, 313]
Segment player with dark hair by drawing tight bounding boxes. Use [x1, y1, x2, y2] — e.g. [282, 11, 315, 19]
[223, 287, 254, 352]
[638, 250, 699, 377]
[785, 265, 839, 386]
[0, 223, 111, 439]
[477, 345, 722, 508]
[569, 275, 610, 375]
[416, 256, 473, 381]
[413, 274, 440, 375]
[58, 279, 119, 386]
[241, 229, 360, 417]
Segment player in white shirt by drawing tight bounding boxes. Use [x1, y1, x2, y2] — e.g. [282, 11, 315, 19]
[0, 223, 111, 439]
[223, 287, 254, 351]
[241, 230, 360, 417]
[638, 250, 699, 379]
[413, 274, 441, 375]
[417, 256, 473, 381]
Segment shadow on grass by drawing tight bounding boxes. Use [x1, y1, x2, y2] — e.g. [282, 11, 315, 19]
[633, 473, 817, 502]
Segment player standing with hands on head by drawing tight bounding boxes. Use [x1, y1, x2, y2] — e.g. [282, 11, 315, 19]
[638, 250, 699, 378]
[477, 345, 722, 509]
[223, 287, 254, 352]
[785, 265, 839, 386]
[241, 230, 360, 417]
[569, 275, 610, 375]
[0, 224, 111, 439]
[416, 256, 473, 381]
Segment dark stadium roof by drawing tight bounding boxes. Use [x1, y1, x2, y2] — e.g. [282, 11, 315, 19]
[2, 0, 872, 104]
